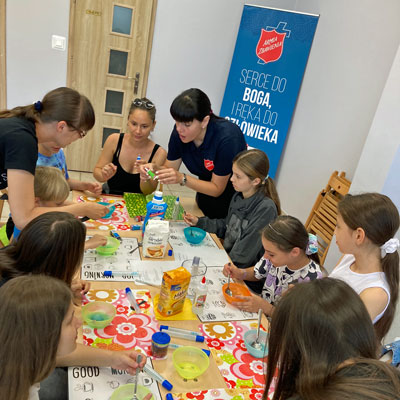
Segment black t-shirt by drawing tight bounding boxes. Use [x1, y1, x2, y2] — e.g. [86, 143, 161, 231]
[0, 117, 37, 189]
[167, 118, 246, 218]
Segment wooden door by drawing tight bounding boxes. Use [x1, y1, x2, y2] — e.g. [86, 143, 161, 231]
[0, 0, 6, 110]
[66, 0, 157, 171]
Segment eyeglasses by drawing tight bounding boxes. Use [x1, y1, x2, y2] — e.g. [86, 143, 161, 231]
[69, 126, 88, 138]
[132, 98, 155, 110]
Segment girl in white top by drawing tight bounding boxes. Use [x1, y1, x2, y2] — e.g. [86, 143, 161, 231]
[330, 192, 399, 342]
[0, 275, 148, 400]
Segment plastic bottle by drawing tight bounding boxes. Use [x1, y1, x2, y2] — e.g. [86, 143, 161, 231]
[142, 191, 168, 234]
[192, 276, 207, 315]
[171, 196, 180, 220]
[186, 256, 201, 302]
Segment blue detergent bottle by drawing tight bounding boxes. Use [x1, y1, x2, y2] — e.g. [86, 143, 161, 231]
[142, 191, 168, 234]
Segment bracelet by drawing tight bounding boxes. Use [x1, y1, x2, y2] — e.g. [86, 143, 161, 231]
[180, 173, 187, 186]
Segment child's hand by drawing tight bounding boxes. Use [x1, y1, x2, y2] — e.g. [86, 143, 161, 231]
[82, 202, 109, 220]
[233, 294, 272, 315]
[223, 262, 241, 279]
[183, 212, 198, 226]
[71, 279, 91, 303]
[85, 181, 102, 196]
[110, 350, 147, 375]
[85, 234, 107, 250]
[101, 162, 117, 181]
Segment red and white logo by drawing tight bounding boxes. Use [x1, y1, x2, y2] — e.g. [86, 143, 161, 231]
[256, 29, 286, 64]
[204, 159, 214, 171]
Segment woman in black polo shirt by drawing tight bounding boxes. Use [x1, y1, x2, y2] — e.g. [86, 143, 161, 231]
[0, 87, 107, 231]
[144, 88, 246, 218]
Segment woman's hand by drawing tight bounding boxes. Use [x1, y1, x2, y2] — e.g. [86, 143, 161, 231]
[85, 234, 107, 250]
[100, 163, 117, 181]
[85, 181, 103, 196]
[139, 163, 156, 181]
[222, 262, 242, 279]
[110, 350, 147, 375]
[155, 167, 183, 185]
[183, 212, 198, 226]
[71, 279, 91, 303]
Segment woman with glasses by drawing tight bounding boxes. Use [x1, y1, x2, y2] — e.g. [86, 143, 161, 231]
[143, 88, 247, 218]
[0, 87, 107, 231]
[94, 97, 167, 195]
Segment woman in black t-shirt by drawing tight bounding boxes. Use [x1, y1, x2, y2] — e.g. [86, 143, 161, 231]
[0, 87, 107, 230]
[141, 88, 247, 218]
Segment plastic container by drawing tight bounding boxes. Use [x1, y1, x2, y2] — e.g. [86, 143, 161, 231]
[171, 196, 180, 220]
[183, 227, 206, 244]
[96, 237, 120, 256]
[222, 282, 252, 304]
[172, 346, 210, 380]
[142, 191, 167, 234]
[110, 383, 152, 400]
[243, 329, 269, 358]
[81, 301, 116, 329]
[151, 332, 170, 359]
[192, 276, 208, 314]
[182, 257, 206, 302]
[98, 202, 116, 219]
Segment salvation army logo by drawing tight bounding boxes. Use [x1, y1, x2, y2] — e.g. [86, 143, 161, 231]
[204, 159, 214, 171]
[256, 29, 286, 64]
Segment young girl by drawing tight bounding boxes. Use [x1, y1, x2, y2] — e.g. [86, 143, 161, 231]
[264, 278, 400, 400]
[223, 215, 323, 315]
[330, 193, 399, 341]
[12, 166, 107, 249]
[185, 149, 281, 293]
[0, 213, 147, 394]
[94, 97, 167, 195]
[0, 275, 148, 400]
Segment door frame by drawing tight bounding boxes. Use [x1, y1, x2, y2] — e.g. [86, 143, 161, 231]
[0, 0, 6, 109]
[66, 0, 157, 96]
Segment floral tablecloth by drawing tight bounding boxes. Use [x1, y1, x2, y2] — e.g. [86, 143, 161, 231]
[172, 387, 265, 400]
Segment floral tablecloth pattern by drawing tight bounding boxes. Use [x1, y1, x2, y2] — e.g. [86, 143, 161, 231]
[82, 288, 158, 355]
[172, 387, 268, 400]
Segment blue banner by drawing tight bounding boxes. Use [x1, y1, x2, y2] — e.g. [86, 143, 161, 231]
[220, 6, 319, 178]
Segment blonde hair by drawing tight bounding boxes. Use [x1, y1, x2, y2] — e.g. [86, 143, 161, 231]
[34, 166, 70, 203]
[0, 275, 72, 400]
[233, 149, 281, 215]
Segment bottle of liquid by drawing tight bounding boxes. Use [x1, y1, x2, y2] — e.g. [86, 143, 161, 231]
[142, 191, 168, 234]
[192, 276, 207, 315]
[171, 196, 180, 220]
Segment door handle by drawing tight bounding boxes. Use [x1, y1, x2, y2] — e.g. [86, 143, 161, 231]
[133, 72, 140, 95]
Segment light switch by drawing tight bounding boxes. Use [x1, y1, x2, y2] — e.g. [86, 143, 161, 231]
[52, 35, 66, 51]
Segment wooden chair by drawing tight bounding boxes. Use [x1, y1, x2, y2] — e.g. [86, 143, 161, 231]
[305, 171, 351, 265]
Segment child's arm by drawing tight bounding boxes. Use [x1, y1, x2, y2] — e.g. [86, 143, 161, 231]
[56, 343, 146, 375]
[183, 212, 199, 226]
[233, 294, 274, 316]
[360, 287, 389, 322]
[85, 234, 108, 250]
[223, 262, 258, 281]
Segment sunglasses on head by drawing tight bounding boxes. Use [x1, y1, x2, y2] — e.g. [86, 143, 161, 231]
[132, 98, 155, 110]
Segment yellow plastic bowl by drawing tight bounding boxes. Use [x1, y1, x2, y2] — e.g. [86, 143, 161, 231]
[81, 301, 116, 329]
[96, 237, 120, 256]
[172, 346, 210, 380]
[110, 383, 152, 400]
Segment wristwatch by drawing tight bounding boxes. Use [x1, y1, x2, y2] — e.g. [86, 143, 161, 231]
[180, 173, 187, 186]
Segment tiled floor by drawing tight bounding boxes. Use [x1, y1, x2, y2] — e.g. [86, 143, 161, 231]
[0, 171, 195, 223]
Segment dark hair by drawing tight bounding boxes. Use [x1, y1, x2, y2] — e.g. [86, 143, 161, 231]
[338, 193, 399, 341]
[263, 215, 320, 264]
[264, 278, 387, 400]
[170, 88, 220, 122]
[129, 97, 156, 121]
[0, 87, 95, 133]
[0, 212, 86, 285]
[0, 275, 71, 400]
[233, 149, 281, 215]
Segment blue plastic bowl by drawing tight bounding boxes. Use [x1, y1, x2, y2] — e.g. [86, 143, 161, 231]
[184, 227, 206, 244]
[98, 202, 115, 219]
[244, 329, 268, 358]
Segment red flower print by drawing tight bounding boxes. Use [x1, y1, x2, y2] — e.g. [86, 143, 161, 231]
[186, 390, 208, 400]
[206, 337, 225, 350]
[250, 388, 264, 400]
[230, 347, 266, 387]
[82, 335, 93, 346]
[116, 305, 130, 314]
[235, 339, 247, 351]
[224, 378, 237, 389]
[96, 313, 155, 349]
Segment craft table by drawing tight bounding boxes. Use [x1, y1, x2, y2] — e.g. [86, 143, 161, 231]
[70, 191, 270, 400]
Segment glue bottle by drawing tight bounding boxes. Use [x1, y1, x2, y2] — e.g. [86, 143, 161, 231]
[142, 191, 168, 234]
[192, 276, 207, 315]
[171, 196, 180, 220]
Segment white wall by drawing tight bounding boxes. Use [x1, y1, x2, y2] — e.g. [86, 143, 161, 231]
[6, 0, 69, 107]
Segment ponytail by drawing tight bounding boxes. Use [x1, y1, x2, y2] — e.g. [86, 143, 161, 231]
[264, 177, 281, 215]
